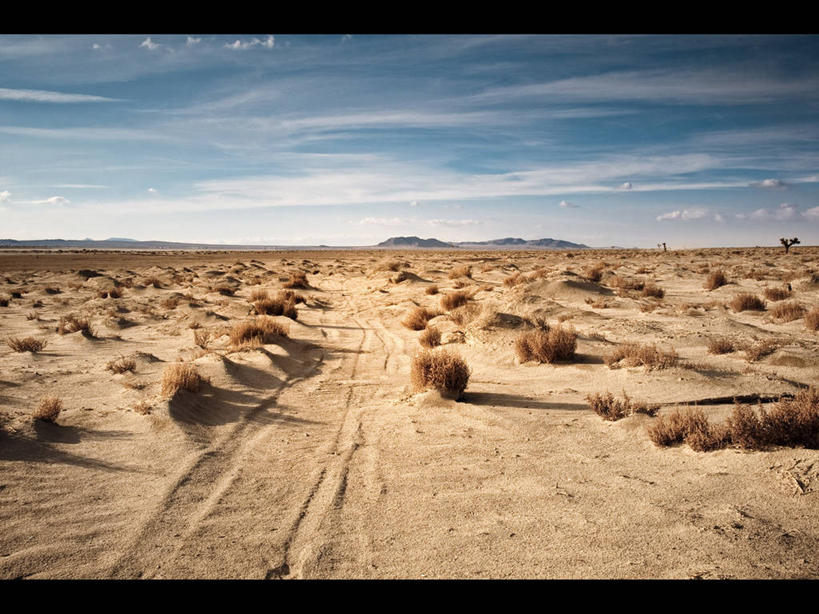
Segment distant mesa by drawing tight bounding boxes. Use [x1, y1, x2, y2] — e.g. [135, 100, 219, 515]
[376, 236, 454, 248]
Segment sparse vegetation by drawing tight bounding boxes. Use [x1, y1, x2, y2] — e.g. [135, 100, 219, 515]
[229, 317, 289, 349]
[33, 397, 63, 423]
[440, 290, 470, 311]
[448, 265, 472, 279]
[161, 363, 205, 398]
[707, 338, 735, 355]
[7, 336, 47, 352]
[418, 326, 442, 348]
[641, 283, 665, 299]
[605, 343, 678, 370]
[514, 325, 577, 364]
[402, 306, 435, 331]
[745, 339, 778, 362]
[704, 270, 728, 290]
[282, 271, 309, 289]
[763, 286, 791, 302]
[425, 284, 439, 295]
[410, 349, 471, 399]
[106, 356, 137, 374]
[770, 301, 805, 322]
[806, 307, 819, 331]
[728, 293, 766, 312]
[57, 314, 96, 337]
[586, 391, 659, 421]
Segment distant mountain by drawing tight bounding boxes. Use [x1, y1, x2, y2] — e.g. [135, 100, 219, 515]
[376, 236, 454, 248]
[453, 237, 589, 249]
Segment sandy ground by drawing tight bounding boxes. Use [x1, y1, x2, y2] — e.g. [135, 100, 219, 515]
[1, 247, 818, 579]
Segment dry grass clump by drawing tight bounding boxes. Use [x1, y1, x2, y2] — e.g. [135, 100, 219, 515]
[648, 407, 729, 451]
[503, 272, 523, 287]
[641, 283, 665, 299]
[704, 270, 728, 290]
[7, 336, 47, 352]
[402, 306, 436, 331]
[515, 325, 577, 364]
[448, 265, 472, 279]
[586, 391, 659, 421]
[745, 339, 779, 362]
[448, 303, 481, 327]
[249, 287, 270, 302]
[33, 397, 63, 423]
[161, 363, 205, 398]
[440, 290, 470, 311]
[582, 262, 606, 282]
[605, 343, 678, 370]
[374, 260, 404, 273]
[410, 349, 471, 399]
[425, 284, 439, 295]
[282, 271, 309, 289]
[761, 388, 819, 448]
[418, 326, 442, 348]
[143, 276, 164, 288]
[57, 314, 95, 337]
[763, 286, 791, 302]
[253, 291, 298, 320]
[106, 356, 137, 374]
[806, 307, 819, 331]
[728, 293, 766, 312]
[707, 338, 735, 355]
[161, 296, 181, 310]
[193, 328, 211, 349]
[0, 296, 8, 307]
[770, 301, 806, 322]
[213, 284, 236, 296]
[610, 275, 645, 292]
[43, 286, 61, 295]
[229, 317, 289, 349]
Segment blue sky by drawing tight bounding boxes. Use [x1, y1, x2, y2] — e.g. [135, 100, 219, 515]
[1, 34, 818, 247]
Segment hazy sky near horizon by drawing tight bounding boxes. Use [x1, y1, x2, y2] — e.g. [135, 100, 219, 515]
[1, 34, 819, 247]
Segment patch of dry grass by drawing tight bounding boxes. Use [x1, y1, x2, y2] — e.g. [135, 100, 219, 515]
[605, 343, 678, 370]
[229, 317, 289, 349]
[282, 271, 309, 289]
[728, 293, 766, 312]
[763, 286, 791, 301]
[448, 265, 472, 279]
[254, 291, 298, 319]
[648, 407, 729, 451]
[425, 284, 439, 295]
[806, 307, 819, 331]
[515, 325, 577, 364]
[707, 338, 735, 355]
[161, 363, 205, 398]
[410, 349, 471, 398]
[106, 356, 136, 374]
[704, 270, 728, 290]
[586, 391, 659, 421]
[402, 306, 436, 331]
[6, 336, 47, 352]
[33, 397, 62, 422]
[57, 314, 96, 337]
[418, 326, 442, 348]
[745, 339, 779, 362]
[770, 301, 805, 322]
[641, 283, 665, 299]
[440, 290, 471, 311]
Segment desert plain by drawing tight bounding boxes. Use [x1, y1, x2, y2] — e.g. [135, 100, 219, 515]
[1, 246, 818, 579]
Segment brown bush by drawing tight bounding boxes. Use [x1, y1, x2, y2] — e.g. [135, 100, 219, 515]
[254, 291, 298, 319]
[448, 303, 481, 327]
[193, 328, 211, 349]
[282, 271, 309, 289]
[586, 391, 660, 421]
[641, 283, 665, 299]
[249, 288, 269, 302]
[6, 336, 47, 352]
[648, 407, 728, 451]
[57, 314, 95, 337]
[707, 338, 735, 355]
[143, 276, 164, 288]
[727, 403, 766, 449]
[806, 307, 819, 331]
[448, 265, 472, 279]
[410, 349, 471, 398]
[229, 317, 289, 349]
[402, 306, 435, 331]
[745, 339, 778, 362]
[605, 343, 678, 370]
[0, 296, 8, 307]
[161, 363, 205, 398]
[762, 388, 819, 448]
[763, 286, 791, 301]
[418, 326, 442, 348]
[425, 285, 439, 295]
[106, 356, 136, 374]
[515, 325, 577, 363]
[728, 293, 766, 312]
[704, 270, 728, 290]
[440, 290, 470, 311]
[161, 296, 181, 310]
[503, 272, 523, 287]
[33, 397, 62, 422]
[43, 286, 61, 295]
[770, 301, 805, 322]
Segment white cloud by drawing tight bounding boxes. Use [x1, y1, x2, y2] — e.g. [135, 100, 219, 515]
[147, 187, 157, 194]
[186, 36, 201, 47]
[558, 200, 578, 208]
[619, 181, 632, 190]
[427, 219, 481, 227]
[753, 178, 787, 189]
[0, 88, 119, 103]
[224, 36, 274, 50]
[31, 196, 70, 205]
[804, 207, 819, 219]
[357, 217, 405, 226]
[409, 200, 419, 207]
[749, 202, 799, 221]
[139, 38, 160, 51]
[0, 190, 10, 203]
[656, 210, 681, 221]
[656, 208, 711, 221]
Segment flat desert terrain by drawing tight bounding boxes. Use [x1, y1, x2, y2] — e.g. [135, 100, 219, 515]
[1, 247, 818, 579]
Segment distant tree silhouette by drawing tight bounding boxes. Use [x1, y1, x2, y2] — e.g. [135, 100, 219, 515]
[780, 237, 800, 254]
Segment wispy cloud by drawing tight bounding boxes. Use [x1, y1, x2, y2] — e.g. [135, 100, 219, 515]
[224, 36, 274, 50]
[186, 36, 201, 47]
[559, 200, 578, 208]
[751, 178, 787, 189]
[0, 190, 10, 203]
[139, 37, 160, 51]
[656, 208, 711, 221]
[30, 196, 70, 205]
[0, 88, 119, 103]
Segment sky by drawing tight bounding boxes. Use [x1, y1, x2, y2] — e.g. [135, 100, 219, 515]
[1, 34, 818, 248]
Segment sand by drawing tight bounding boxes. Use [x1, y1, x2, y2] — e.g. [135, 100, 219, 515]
[0, 247, 817, 579]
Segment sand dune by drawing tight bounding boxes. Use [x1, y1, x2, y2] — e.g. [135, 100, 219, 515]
[1, 247, 818, 578]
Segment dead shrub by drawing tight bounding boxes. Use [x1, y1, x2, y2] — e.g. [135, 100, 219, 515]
[161, 296, 181, 310]
[282, 271, 309, 289]
[707, 338, 735, 355]
[503, 272, 523, 287]
[704, 270, 728, 290]
[587, 391, 660, 421]
[745, 339, 778, 362]
[410, 349, 471, 398]
[33, 397, 62, 422]
[425, 285, 439, 295]
[806, 307, 819, 331]
[605, 343, 678, 370]
[418, 326, 442, 348]
[249, 287, 269, 302]
[641, 283, 665, 299]
[770, 301, 805, 322]
[161, 363, 205, 398]
[763, 286, 791, 302]
[193, 328, 211, 349]
[402, 306, 435, 331]
[6, 336, 47, 352]
[515, 325, 577, 363]
[762, 388, 819, 448]
[648, 407, 729, 451]
[448, 265, 472, 279]
[106, 356, 136, 374]
[143, 276, 164, 288]
[43, 286, 61, 295]
[0, 297, 8, 307]
[728, 293, 766, 312]
[448, 303, 481, 327]
[727, 403, 766, 449]
[57, 314, 95, 337]
[229, 317, 289, 349]
[440, 290, 470, 311]
[254, 291, 298, 319]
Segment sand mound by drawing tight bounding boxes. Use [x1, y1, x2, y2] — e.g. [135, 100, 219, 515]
[523, 279, 613, 302]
